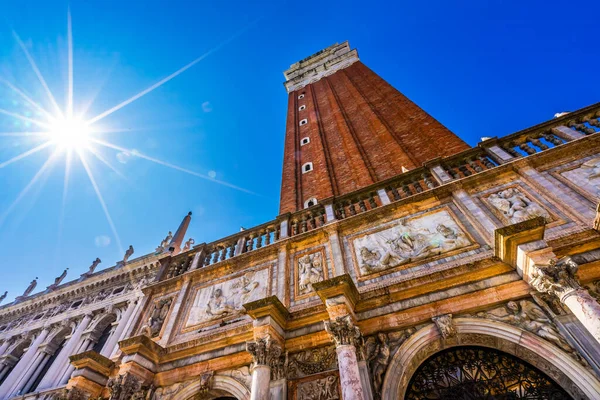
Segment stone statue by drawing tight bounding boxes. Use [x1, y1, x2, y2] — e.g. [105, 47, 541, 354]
[182, 238, 195, 252]
[487, 187, 550, 224]
[593, 202, 600, 232]
[22, 277, 38, 297]
[156, 231, 173, 252]
[123, 245, 135, 263]
[48, 269, 69, 290]
[89, 258, 101, 274]
[298, 253, 324, 294]
[0, 291, 7, 304]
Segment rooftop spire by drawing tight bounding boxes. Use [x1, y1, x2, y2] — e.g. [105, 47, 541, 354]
[169, 211, 192, 255]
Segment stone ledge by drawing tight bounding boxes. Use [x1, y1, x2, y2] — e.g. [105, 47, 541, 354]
[495, 217, 546, 266]
[69, 350, 114, 377]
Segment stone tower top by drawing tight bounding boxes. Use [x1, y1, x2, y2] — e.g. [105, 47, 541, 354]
[283, 42, 359, 93]
[279, 42, 470, 214]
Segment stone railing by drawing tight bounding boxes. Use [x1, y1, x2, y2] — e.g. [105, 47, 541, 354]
[158, 102, 600, 281]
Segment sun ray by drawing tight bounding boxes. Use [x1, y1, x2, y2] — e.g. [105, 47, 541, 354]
[0, 131, 48, 137]
[67, 8, 74, 118]
[56, 149, 73, 259]
[90, 137, 256, 194]
[0, 108, 52, 129]
[12, 30, 64, 118]
[0, 78, 55, 120]
[77, 150, 124, 254]
[0, 149, 61, 226]
[85, 145, 127, 180]
[86, 20, 258, 125]
[0, 141, 53, 168]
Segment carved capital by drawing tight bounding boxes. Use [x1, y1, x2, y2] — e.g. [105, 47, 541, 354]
[246, 334, 282, 367]
[530, 257, 582, 301]
[324, 315, 362, 348]
[432, 314, 456, 339]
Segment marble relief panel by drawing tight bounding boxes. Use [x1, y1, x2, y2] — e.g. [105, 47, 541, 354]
[288, 370, 341, 400]
[554, 155, 600, 202]
[183, 267, 270, 330]
[294, 248, 328, 300]
[481, 185, 553, 226]
[349, 208, 475, 278]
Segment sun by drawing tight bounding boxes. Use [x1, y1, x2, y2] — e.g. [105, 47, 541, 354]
[47, 117, 91, 150]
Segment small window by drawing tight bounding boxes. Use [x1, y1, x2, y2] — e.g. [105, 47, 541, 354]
[71, 300, 82, 309]
[299, 105, 306, 111]
[299, 118, 308, 126]
[304, 198, 318, 208]
[298, 93, 305, 99]
[301, 137, 310, 146]
[112, 287, 124, 295]
[302, 162, 313, 173]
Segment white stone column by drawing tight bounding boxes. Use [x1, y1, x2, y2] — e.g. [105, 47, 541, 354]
[246, 336, 281, 400]
[530, 257, 600, 345]
[324, 317, 365, 400]
[101, 300, 136, 358]
[7, 345, 49, 397]
[37, 314, 92, 390]
[20, 351, 51, 394]
[110, 296, 146, 359]
[250, 365, 271, 400]
[0, 328, 49, 398]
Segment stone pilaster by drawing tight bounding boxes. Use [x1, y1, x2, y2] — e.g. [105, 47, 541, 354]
[314, 275, 372, 400]
[244, 296, 289, 400]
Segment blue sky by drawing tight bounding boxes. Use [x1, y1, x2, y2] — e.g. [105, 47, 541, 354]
[0, 0, 598, 302]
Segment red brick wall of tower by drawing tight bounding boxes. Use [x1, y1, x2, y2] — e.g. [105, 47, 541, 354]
[279, 61, 470, 214]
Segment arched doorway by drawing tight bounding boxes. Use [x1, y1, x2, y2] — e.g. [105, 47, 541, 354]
[405, 346, 571, 399]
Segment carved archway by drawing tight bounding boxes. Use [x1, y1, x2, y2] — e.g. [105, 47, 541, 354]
[381, 318, 600, 400]
[171, 375, 250, 400]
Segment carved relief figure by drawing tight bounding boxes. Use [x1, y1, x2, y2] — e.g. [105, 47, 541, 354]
[288, 346, 338, 379]
[353, 210, 471, 275]
[297, 375, 340, 400]
[487, 187, 550, 224]
[364, 328, 416, 399]
[432, 314, 456, 339]
[186, 269, 268, 327]
[143, 298, 173, 337]
[298, 252, 325, 295]
[475, 300, 572, 352]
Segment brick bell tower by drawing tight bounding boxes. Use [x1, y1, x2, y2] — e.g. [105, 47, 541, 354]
[279, 41, 470, 214]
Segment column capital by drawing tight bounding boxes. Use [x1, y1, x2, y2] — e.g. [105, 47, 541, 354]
[324, 315, 362, 348]
[246, 334, 282, 367]
[530, 257, 582, 301]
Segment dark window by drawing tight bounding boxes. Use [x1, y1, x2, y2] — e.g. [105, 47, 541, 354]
[92, 323, 114, 354]
[405, 346, 572, 400]
[27, 338, 67, 393]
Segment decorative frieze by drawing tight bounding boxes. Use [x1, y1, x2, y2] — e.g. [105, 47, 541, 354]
[296, 375, 340, 400]
[288, 346, 338, 379]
